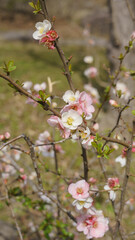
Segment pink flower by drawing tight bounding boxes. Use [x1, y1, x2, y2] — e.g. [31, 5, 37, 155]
[78, 92, 95, 120]
[84, 67, 98, 78]
[68, 179, 89, 200]
[131, 31, 135, 41]
[47, 116, 70, 139]
[132, 142, 135, 153]
[109, 99, 119, 107]
[77, 209, 109, 239]
[108, 178, 119, 189]
[40, 30, 58, 49]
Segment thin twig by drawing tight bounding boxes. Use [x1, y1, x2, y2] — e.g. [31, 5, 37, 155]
[81, 144, 88, 181]
[125, 0, 135, 22]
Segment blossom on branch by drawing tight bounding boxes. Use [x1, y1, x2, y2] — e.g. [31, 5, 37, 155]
[33, 20, 51, 40]
[68, 179, 90, 200]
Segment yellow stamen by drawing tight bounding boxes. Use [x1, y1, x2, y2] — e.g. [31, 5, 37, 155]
[67, 117, 74, 125]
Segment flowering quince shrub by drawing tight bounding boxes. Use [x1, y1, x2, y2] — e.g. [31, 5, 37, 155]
[0, 1, 135, 240]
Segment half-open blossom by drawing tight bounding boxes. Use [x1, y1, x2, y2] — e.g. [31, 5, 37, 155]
[132, 142, 135, 152]
[113, 82, 130, 100]
[83, 56, 93, 64]
[62, 109, 82, 130]
[63, 90, 80, 104]
[84, 67, 98, 78]
[84, 84, 100, 103]
[77, 209, 109, 239]
[104, 178, 120, 201]
[33, 20, 51, 40]
[34, 82, 46, 92]
[82, 136, 94, 149]
[131, 31, 135, 41]
[41, 30, 58, 42]
[47, 115, 70, 138]
[109, 99, 119, 107]
[68, 179, 89, 200]
[73, 197, 93, 210]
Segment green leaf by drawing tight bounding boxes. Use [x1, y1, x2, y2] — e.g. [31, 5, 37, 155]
[29, 2, 35, 8]
[132, 110, 135, 115]
[118, 53, 124, 60]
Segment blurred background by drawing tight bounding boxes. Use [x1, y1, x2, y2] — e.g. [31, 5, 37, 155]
[0, 0, 135, 239]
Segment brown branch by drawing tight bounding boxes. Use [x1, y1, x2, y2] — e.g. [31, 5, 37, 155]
[0, 72, 61, 117]
[81, 144, 88, 181]
[126, 0, 135, 22]
[114, 122, 134, 238]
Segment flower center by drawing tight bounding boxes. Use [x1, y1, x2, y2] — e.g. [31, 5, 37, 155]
[79, 201, 85, 205]
[39, 27, 44, 34]
[77, 187, 83, 194]
[67, 117, 74, 125]
[69, 96, 76, 101]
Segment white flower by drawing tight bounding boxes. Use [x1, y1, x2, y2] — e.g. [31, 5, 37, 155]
[29, 172, 37, 180]
[72, 197, 93, 210]
[84, 84, 100, 101]
[83, 56, 94, 64]
[115, 155, 126, 167]
[113, 82, 130, 100]
[80, 127, 90, 144]
[104, 185, 116, 201]
[62, 90, 80, 103]
[38, 192, 51, 203]
[84, 67, 97, 78]
[33, 20, 51, 40]
[34, 82, 46, 92]
[38, 131, 50, 142]
[23, 81, 33, 91]
[61, 109, 82, 130]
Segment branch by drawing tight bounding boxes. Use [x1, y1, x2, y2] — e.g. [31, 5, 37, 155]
[81, 144, 88, 181]
[0, 72, 61, 117]
[126, 0, 135, 22]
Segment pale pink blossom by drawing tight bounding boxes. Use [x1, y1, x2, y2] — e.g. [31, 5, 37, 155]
[72, 197, 93, 210]
[83, 56, 93, 64]
[34, 82, 46, 92]
[84, 84, 100, 103]
[68, 180, 90, 200]
[77, 209, 109, 239]
[131, 31, 135, 41]
[62, 90, 80, 104]
[109, 99, 119, 107]
[84, 67, 98, 78]
[33, 20, 51, 40]
[23, 81, 33, 91]
[61, 109, 82, 130]
[82, 136, 94, 149]
[78, 92, 95, 120]
[115, 155, 126, 167]
[47, 116, 70, 139]
[113, 82, 130, 100]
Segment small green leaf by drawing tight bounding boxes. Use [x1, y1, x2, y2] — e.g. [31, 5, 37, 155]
[29, 2, 35, 8]
[118, 53, 124, 60]
[132, 110, 135, 115]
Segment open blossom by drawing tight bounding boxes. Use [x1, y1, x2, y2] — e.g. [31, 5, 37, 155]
[82, 136, 94, 149]
[47, 115, 70, 138]
[23, 81, 33, 91]
[34, 82, 46, 92]
[84, 67, 98, 78]
[113, 82, 130, 100]
[104, 178, 120, 201]
[78, 92, 95, 120]
[73, 197, 93, 210]
[61, 109, 82, 130]
[77, 209, 109, 239]
[33, 20, 51, 40]
[68, 179, 89, 200]
[83, 56, 93, 64]
[84, 84, 100, 103]
[63, 90, 80, 104]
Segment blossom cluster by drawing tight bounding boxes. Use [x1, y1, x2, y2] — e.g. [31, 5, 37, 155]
[68, 180, 109, 239]
[48, 90, 95, 149]
[33, 20, 58, 49]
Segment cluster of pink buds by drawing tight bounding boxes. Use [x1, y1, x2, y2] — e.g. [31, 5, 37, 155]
[40, 30, 58, 49]
[0, 132, 10, 141]
[68, 180, 109, 239]
[104, 177, 120, 201]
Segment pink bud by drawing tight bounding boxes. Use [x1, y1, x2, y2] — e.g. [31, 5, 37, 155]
[4, 132, 10, 139]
